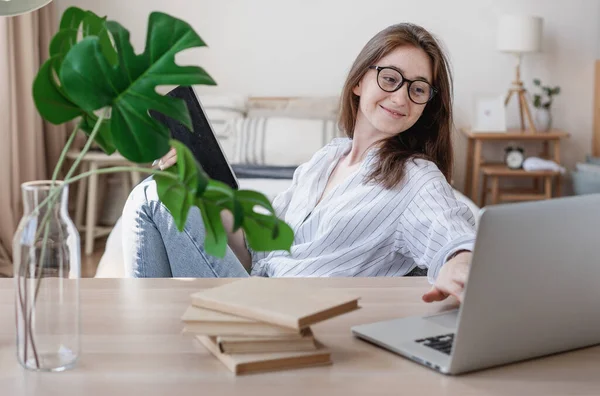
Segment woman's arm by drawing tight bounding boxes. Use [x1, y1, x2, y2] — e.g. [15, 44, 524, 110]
[395, 178, 476, 296]
[422, 251, 472, 303]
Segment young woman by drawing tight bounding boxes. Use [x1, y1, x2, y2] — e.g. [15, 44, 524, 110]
[122, 23, 476, 304]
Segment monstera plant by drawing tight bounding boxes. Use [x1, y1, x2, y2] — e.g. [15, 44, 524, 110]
[35, 7, 293, 254]
[14, 6, 293, 371]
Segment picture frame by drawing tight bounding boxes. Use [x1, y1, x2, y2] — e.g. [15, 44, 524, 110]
[473, 95, 507, 132]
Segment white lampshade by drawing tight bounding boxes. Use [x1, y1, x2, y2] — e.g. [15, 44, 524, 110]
[497, 15, 543, 53]
[0, 0, 52, 16]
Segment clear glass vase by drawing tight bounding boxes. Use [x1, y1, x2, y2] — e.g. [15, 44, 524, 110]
[12, 180, 81, 372]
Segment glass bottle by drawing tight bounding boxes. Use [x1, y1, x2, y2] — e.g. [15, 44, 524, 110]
[13, 180, 80, 371]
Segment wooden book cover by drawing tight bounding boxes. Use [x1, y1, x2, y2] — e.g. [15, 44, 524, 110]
[217, 328, 316, 354]
[197, 335, 331, 375]
[181, 306, 302, 337]
[190, 278, 360, 330]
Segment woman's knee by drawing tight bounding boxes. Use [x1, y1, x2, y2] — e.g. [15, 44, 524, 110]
[123, 176, 205, 236]
[122, 176, 160, 221]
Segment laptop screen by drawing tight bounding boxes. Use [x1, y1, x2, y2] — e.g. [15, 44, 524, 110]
[149, 86, 239, 190]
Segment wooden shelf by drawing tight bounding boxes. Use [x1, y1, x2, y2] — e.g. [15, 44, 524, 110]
[460, 128, 570, 140]
[481, 164, 562, 177]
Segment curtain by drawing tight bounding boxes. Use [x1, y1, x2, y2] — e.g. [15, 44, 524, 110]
[0, 3, 67, 277]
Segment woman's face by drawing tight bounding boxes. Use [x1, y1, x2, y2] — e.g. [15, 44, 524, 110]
[353, 45, 433, 139]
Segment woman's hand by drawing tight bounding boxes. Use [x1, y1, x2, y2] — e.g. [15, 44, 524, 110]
[422, 251, 472, 304]
[153, 147, 177, 170]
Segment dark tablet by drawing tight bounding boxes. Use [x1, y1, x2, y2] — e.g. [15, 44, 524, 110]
[149, 86, 239, 190]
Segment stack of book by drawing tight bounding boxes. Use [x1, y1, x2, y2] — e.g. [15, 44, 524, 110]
[181, 277, 360, 375]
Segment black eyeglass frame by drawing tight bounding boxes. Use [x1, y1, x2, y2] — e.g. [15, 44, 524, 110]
[368, 65, 437, 104]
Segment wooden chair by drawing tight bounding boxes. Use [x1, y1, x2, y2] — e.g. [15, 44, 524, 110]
[66, 150, 143, 256]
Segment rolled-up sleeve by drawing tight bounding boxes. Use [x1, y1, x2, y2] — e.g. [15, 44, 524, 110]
[395, 180, 477, 284]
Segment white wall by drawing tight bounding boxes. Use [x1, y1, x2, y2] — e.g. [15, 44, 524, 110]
[55, 0, 600, 193]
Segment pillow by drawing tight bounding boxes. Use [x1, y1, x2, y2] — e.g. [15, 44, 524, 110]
[198, 94, 247, 161]
[198, 94, 247, 135]
[226, 115, 341, 166]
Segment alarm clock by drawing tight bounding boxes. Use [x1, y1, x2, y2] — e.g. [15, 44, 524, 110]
[504, 146, 525, 169]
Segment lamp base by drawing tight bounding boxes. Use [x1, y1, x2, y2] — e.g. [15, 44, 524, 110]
[505, 87, 538, 134]
[505, 59, 538, 134]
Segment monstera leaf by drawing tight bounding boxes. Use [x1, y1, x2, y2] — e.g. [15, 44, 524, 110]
[32, 8, 120, 153]
[156, 148, 294, 256]
[34, 9, 216, 163]
[236, 190, 293, 253]
[58, 12, 216, 163]
[154, 140, 209, 231]
[50, 7, 118, 71]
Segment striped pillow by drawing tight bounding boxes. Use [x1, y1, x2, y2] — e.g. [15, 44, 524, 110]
[198, 94, 247, 138]
[227, 115, 341, 166]
[198, 95, 247, 162]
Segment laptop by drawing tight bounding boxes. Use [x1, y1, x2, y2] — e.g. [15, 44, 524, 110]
[149, 85, 240, 190]
[352, 193, 600, 375]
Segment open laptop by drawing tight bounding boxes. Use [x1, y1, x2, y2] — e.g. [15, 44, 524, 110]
[149, 85, 240, 190]
[352, 193, 600, 375]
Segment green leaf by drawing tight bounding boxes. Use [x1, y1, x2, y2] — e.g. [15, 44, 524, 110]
[201, 180, 244, 231]
[155, 167, 195, 231]
[533, 95, 541, 108]
[58, 12, 216, 163]
[79, 112, 116, 154]
[196, 200, 228, 258]
[33, 57, 82, 124]
[235, 190, 276, 214]
[171, 139, 209, 197]
[232, 199, 244, 232]
[242, 215, 294, 252]
[553, 87, 561, 95]
[49, 29, 78, 71]
[82, 13, 118, 66]
[533, 78, 541, 86]
[202, 179, 234, 202]
[236, 190, 293, 252]
[51, 8, 117, 72]
[59, 6, 86, 31]
[154, 141, 208, 231]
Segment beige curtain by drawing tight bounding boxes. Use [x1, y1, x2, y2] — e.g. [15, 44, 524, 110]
[0, 3, 68, 277]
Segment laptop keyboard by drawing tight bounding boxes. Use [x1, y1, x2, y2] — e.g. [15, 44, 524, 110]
[415, 333, 454, 355]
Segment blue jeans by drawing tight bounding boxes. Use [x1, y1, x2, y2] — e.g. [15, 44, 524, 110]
[122, 177, 251, 278]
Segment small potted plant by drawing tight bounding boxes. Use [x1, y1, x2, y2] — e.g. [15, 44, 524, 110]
[532, 78, 560, 132]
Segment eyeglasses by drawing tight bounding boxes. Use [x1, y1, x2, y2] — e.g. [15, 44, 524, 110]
[368, 66, 437, 105]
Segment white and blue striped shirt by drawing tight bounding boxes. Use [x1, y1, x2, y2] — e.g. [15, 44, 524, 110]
[250, 138, 476, 283]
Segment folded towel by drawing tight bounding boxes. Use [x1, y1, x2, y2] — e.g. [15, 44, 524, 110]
[522, 157, 566, 174]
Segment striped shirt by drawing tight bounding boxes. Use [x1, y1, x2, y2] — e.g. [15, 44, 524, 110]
[250, 137, 476, 283]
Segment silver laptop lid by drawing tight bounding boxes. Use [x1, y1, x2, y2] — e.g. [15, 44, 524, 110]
[450, 193, 600, 374]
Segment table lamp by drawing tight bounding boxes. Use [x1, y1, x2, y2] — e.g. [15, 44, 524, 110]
[497, 14, 543, 133]
[0, 0, 52, 16]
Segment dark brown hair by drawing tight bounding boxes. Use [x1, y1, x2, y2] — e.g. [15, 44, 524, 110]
[338, 23, 453, 189]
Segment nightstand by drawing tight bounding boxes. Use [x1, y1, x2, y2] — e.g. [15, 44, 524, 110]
[460, 128, 570, 206]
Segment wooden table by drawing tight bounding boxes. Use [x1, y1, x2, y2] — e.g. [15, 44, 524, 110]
[2, 278, 599, 395]
[460, 129, 570, 205]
